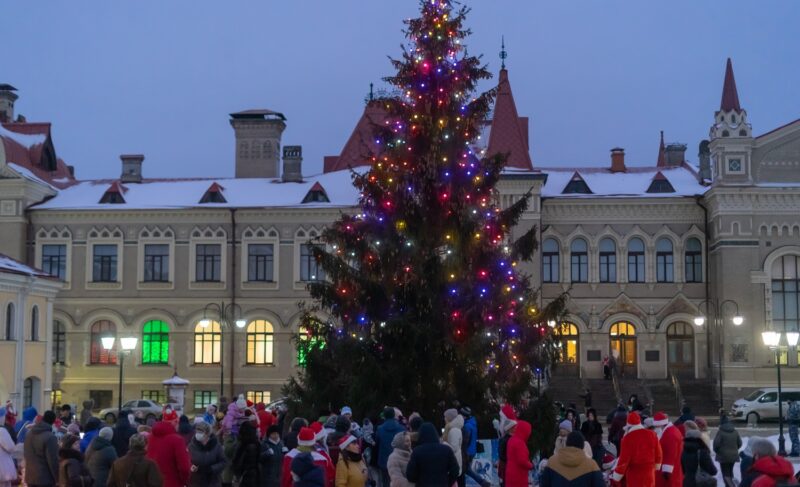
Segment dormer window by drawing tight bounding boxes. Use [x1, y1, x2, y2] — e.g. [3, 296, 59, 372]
[562, 172, 592, 194]
[99, 182, 126, 204]
[302, 182, 330, 203]
[200, 182, 227, 204]
[646, 172, 676, 193]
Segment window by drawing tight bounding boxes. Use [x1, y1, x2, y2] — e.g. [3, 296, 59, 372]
[142, 320, 169, 365]
[246, 320, 274, 365]
[30, 306, 39, 341]
[570, 239, 588, 283]
[195, 244, 221, 282]
[246, 391, 271, 405]
[248, 244, 274, 282]
[92, 245, 118, 282]
[562, 173, 592, 194]
[193, 391, 218, 410]
[50, 390, 63, 408]
[41, 244, 67, 280]
[627, 238, 645, 283]
[194, 321, 221, 364]
[599, 238, 617, 283]
[23, 378, 32, 409]
[685, 238, 703, 283]
[300, 244, 324, 282]
[772, 255, 800, 333]
[297, 326, 325, 367]
[5, 303, 14, 340]
[610, 322, 636, 336]
[656, 238, 674, 283]
[144, 244, 170, 282]
[53, 320, 66, 365]
[554, 323, 579, 364]
[90, 320, 117, 365]
[542, 238, 560, 283]
[142, 390, 166, 404]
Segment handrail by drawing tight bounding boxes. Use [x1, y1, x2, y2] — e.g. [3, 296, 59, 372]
[670, 370, 685, 413]
[639, 369, 654, 412]
[611, 367, 623, 406]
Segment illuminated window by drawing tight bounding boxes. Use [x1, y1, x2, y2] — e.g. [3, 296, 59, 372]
[246, 320, 274, 365]
[194, 321, 221, 364]
[610, 322, 636, 336]
[246, 391, 271, 405]
[50, 390, 63, 408]
[555, 323, 579, 364]
[90, 320, 117, 365]
[142, 320, 169, 365]
[193, 390, 218, 410]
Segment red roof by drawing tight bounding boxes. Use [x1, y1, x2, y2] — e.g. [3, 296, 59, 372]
[653, 171, 667, 181]
[0, 121, 74, 188]
[720, 58, 742, 113]
[324, 102, 387, 173]
[106, 181, 127, 194]
[485, 69, 533, 170]
[206, 182, 225, 193]
[656, 131, 667, 167]
[309, 182, 325, 192]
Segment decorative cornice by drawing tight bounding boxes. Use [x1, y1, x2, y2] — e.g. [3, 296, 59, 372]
[542, 199, 704, 223]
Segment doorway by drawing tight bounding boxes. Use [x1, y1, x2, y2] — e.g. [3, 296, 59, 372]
[610, 322, 637, 378]
[553, 322, 580, 376]
[667, 322, 695, 378]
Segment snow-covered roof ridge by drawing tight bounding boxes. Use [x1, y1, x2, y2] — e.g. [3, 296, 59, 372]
[0, 124, 46, 147]
[7, 163, 59, 191]
[0, 253, 55, 279]
[540, 165, 706, 198]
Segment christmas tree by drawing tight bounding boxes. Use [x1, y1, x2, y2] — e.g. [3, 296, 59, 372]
[284, 0, 565, 420]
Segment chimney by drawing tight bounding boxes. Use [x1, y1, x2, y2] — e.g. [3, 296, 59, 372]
[664, 143, 687, 167]
[0, 84, 19, 123]
[230, 109, 287, 178]
[67, 165, 75, 178]
[698, 140, 711, 181]
[282, 145, 303, 183]
[610, 147, 626, 173]
[120, 154, 144, 183]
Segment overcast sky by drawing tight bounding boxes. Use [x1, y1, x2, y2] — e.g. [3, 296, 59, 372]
[5, 1, 800, 180]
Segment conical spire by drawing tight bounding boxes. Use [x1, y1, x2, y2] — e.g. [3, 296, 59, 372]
[720, 58, 742, 112]
[486, 68, 533, 170]
[656, 130, 667, 167]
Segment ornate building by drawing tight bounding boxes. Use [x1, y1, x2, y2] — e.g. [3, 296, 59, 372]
[1, 58, 798, 412]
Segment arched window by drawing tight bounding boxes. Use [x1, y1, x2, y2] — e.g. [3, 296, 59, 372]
[5, 303, 14, 340]
[554, 323, 579, 364]
[656, 238, 674, 283]
[627, 238, 645, 283]
[90, 320, 117, 365]
[53, 320, 66, 365]
[685, 238, 703, 283]
[31, 306, 39, 341]
[246, 320, 274, 365]
[142, 320, 169, 365]
[599, 238, 617, 283]
[667, 321, 694, 338]
[542, 238, 560, 283]
[570, 239, 588, 283]
[667, 322, 694, 370]
[23, 378, 33, 409]
[610, 322, 636, 337]
[772, 255, 800, 333]
[194, 321, 221, 364]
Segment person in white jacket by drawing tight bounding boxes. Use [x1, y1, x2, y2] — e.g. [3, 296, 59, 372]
[0, 407, 18, 487]
[442, 409, 463, 476]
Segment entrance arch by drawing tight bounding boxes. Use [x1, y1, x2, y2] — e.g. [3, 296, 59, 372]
[610, 322, 637, 378]
[667, 321, 694, 377]
[553, 322, 580, 376]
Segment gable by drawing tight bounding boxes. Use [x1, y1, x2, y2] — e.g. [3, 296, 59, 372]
[753, 119, 800, 185]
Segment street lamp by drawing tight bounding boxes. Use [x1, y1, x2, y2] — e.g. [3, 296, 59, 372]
[762, 331, 799, 456]
[694, 299, 743, 410]
[201, 302, 245, 399]
[102, 335, 138, 415]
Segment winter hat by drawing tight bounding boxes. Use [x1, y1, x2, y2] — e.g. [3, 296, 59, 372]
[338, 434, 357, 450]
[236, 394, 247, 409]
[500, 404, 518, 432]
[246, 400, 254, 408]
[267, 425, 281, 436]
[695, 417, 708, 431]
[310, 421, 326, 441]
[444, 408, 458, 424]
[99, 426, 114, 441]
[566, 431, 585, 448]
[67, 423, 81, 436]
[683, 420, 699, 431]
[459, 406, 472, 417]
[298, 427, 316, 447]
[626, 412, 641, 427]
[341, 406, 353, 416]
[558, 420, 573, 433]
[652, 412, 668, 427]
[602, 453, 616, 470]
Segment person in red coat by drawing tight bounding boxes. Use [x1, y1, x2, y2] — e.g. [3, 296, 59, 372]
[611, 413, 662, 487]
[146, 420, 191, 487]
[282, 427, 333, 487]
[505, 420, 533, 487]
[256, 403, 275, 439]
[653, 412, 683, 487]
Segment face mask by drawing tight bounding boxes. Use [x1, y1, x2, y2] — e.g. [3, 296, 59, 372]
[128, 414, 135, 424]
[165, 408, 172, 414]
[195, 433, 206, 442]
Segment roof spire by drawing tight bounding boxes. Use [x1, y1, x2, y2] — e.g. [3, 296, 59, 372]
[720, 58, 742, 112]
[369, 83, 374, 101]
[657, 130, 667, 167]
[486, 67, 533, 170]
[500, 36, 507, 70]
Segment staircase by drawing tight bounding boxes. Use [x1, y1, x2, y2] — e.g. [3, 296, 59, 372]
[679, 378, 719, 416]
[545, 375, 620, 416]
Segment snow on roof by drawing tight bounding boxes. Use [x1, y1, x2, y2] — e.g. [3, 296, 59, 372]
[540, 165, 707, 198]
[7, 163, 59, 191]
[0, 124, 46, 147]
[0, 253, 54, 279]
[33, 169, 363, 211]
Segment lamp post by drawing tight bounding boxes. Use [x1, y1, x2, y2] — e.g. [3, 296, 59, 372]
[693, 299, 743, 410]
[102, 335, 138, 414]
[200, 302, 246, 400]
[761, 330, 799, 457]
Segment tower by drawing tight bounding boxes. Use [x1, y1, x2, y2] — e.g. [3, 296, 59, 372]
[708, 58, 753, 185]
[0, 84, 18, 123]
[230, 109, 286, 179]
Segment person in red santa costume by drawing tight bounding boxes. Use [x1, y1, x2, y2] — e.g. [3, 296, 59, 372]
[162, 404, 179, 429]
[653, 412, 683, 487]
[611, 412, 662, 487]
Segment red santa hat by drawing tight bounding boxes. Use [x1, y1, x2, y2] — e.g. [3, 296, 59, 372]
[310, 421, 326, 441]
[298, 427, 316, 447]
[602, 453, 616, 470]
[626, 412, 641, 427]
[246, 400, 254, 408]
[338, 434, 357, 450]
[500, 404, 518, 432]
[652, 412, 668, 427]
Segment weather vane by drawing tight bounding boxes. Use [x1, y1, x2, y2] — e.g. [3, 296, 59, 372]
[500, 36, 508, 69]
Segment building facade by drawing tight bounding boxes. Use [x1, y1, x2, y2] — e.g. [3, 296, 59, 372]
[1, 59, 799, 412]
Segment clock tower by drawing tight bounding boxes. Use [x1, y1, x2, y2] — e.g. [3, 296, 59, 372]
[709, 58, 754, 186]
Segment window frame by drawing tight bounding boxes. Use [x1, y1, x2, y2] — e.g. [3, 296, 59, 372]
[53, 320, 66, 365]
[193, 321, 221, 365]
[141, 320, 170, 365]
[248, 244, 275, 282]
[656, 238, 674, 283]
[89, 320, 117, 365]
[599, 238, 617, 283]
[41, 244, 68, 281]
[241, 228, 280, 290]
[570, 238, 588, 283]
[772, 255, 800, 334]
[30, 305, 39, 342]
[245, 320, 275, 366]
[542, 238, 560, 283]
[627, 238, 646, 283]
[245, 391, 271, 405]
[193, 390, 218, 411]
[685, 238, 703, 283]
[189, 228, 227, 290]
[92, 244, 118, 283]
[4, 303, 14, 341]
[195, 244, 222, 282]
[35, 230, 72, 289]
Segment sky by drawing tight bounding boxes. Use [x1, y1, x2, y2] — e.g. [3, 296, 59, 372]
[5, 1, 800, 180]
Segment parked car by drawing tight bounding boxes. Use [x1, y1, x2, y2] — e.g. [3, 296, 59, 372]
[730, 388, 800, 423]
[99, 399, 162, 423]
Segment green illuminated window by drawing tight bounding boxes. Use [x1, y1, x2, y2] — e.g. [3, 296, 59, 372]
[142, 320, 169, 364]
[297, 326, 325, 367]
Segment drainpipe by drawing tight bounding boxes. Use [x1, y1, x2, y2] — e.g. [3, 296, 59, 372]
[694, 196, 713, 373]
[229, 208, 238, 399]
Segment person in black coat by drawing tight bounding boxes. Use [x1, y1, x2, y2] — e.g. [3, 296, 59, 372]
[580, 409, 604, 468]
[681, 427, 717, 487]
[188, 421, 226, 487]
[406, 422, 460, 487]
[112, 410, 138, 457]
[233, 421, 262, 487]
[284, 417, 308, 451]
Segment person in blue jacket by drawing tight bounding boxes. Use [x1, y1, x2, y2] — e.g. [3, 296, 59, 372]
[376, 407, 405, 487]
[15, 406, 37, 444]
[460, 407, 490, 487]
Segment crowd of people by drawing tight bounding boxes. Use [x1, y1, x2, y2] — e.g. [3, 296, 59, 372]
[0, 394, 798, 487]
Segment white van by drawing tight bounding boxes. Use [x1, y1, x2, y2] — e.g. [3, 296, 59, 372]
[730, 388, 800, 423]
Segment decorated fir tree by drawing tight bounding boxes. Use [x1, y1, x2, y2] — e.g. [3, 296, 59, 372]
[285, 0, 565, 420]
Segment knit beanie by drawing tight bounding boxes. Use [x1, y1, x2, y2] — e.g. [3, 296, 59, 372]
[99, 427, 113, 441]
[558, 420, 573, 433]
[444, 408, 458, 424]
